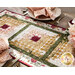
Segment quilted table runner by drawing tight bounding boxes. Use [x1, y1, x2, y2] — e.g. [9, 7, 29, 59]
[0, 9, 74, 67]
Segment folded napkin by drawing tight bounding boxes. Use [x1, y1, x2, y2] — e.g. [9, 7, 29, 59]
[0, 36, 11, 63]
[27, 7, 56, 20]
[68, 20, 75, 48]
[0, 50, 11, 63]
[0, 37, 9, 53]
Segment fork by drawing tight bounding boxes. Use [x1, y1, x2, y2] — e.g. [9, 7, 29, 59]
[54, 16, 65, 25]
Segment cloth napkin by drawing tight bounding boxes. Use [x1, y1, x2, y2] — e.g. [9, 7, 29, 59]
[0, 37, 11, 63]
[27, 7, 56, 20]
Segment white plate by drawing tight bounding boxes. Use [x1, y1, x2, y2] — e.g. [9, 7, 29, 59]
[28, 8, 61, 21]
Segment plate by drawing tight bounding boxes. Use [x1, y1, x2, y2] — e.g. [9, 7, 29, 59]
[28, 8, 61, 21]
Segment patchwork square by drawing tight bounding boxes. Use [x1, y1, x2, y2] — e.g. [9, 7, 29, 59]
[0, 15, 28, 38]
[46, 40, 73, 66]
[10, 25, 60, 58]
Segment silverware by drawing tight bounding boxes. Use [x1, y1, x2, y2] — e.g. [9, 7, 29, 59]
[13, 61, 20, 67]
[54, 16, 65, 25]
[3, 57, 21, 67]
[57, 16, 64, 23]
[23, 9, 28, 16]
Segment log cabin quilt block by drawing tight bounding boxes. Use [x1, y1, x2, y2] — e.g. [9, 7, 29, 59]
[0, 14, 28, 38]
[46, 40, 73, 67]
[9, 25, 60, 58]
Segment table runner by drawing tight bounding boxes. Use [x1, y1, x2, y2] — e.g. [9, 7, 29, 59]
[0, 9, 74, 67]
